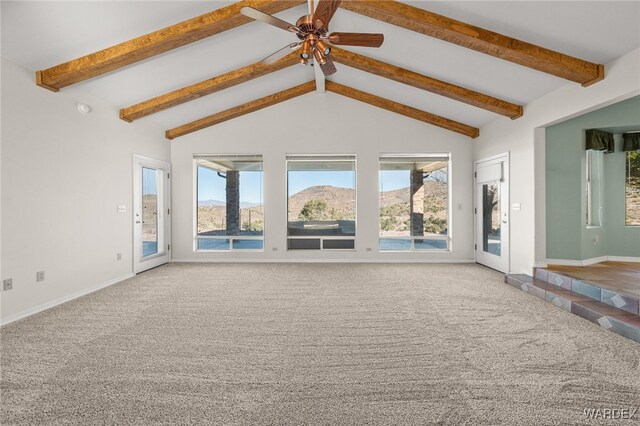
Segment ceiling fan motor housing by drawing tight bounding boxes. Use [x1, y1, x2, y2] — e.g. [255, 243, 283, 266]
[295, 15, 328, 39]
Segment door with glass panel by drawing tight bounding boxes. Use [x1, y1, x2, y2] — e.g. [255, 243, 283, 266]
[475, 154, 509, 273]
[133, 156, 171, 273]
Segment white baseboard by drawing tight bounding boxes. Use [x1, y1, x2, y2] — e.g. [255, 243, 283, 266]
[171, 258, 476, 264]
[546, 256, 640, 267]
[1, 273, 135, 327]
[608, 256, 640, 263]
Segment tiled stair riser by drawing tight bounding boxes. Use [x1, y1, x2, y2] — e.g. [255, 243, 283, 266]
[601, 289, 639, 315]
[539, 269, 639, 316]
[505, 274, 640, 343]
[545, 293, 572, 312]
[545, 271, 572, 290]
[505, 275, 545, 300]
[571, 280, 601, 300]
[571, 303, 640, 343]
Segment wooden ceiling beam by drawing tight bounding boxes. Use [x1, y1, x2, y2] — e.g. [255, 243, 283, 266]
[166, 81, 316, 140]
[120, 52, 300, 122]
[35, 0, 305, 91]
[325, 81, 479, 138]
[330, 47, 523, 119]
[339, 0, 604, 87]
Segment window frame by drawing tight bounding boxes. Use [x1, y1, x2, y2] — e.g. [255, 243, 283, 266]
[193, 154, 265, 252]
[378, 153, 452, 252]
[285, 154, 357, 251]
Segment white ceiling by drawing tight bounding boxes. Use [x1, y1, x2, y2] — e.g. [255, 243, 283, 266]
[2, 1, 640, 132]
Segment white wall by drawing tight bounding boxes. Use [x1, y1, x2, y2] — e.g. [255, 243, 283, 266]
[0, 58, 170, 324]
[473, 48, 640, 274]
[171, 92, 475, 263]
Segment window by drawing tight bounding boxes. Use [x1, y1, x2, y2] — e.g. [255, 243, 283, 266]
[626, 150, 640, 226]
[379, 155, 450, 251]
[287, 155, 356, 250]
[586, 149, 604, 227]
[195, 155, 263, 251]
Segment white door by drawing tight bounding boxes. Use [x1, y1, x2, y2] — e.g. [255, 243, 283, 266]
[475, 153, 509, 273]
[133, 155, 171, 273]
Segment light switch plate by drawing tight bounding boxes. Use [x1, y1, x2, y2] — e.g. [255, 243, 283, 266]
[117, 205, 127, 213]
[3, 279, 13, 291]
[512, 203, 521, 211]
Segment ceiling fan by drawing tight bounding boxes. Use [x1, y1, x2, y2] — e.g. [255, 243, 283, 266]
[241, 0, 384, 76]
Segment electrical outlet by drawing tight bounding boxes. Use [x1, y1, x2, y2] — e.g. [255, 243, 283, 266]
[116, 253, 122, 261]
[36, 271, 45, 282]
[3, 279, 13, 291]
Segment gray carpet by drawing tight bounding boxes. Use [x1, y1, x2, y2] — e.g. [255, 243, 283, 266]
[1, 263, 639, 425]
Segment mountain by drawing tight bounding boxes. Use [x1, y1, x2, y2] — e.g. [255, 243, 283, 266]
[198, 199, 262, 208]
[198, 199, 225, 207]
[287, 185, 356, 218]
[285, 184, 447, 218]
[380, 181, 447, 207]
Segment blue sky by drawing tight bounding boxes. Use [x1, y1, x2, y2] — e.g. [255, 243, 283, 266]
[197, 167, 263, 203]
[143, 167, 158, 195]
[196, 167, 447, 203]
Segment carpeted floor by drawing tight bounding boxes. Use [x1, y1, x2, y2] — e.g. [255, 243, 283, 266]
[1, 263, 639, 425]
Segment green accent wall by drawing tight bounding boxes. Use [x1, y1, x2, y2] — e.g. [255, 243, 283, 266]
[546, 95, 640, 260]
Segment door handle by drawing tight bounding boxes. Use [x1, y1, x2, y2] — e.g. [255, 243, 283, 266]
[136, 220, 141, 224]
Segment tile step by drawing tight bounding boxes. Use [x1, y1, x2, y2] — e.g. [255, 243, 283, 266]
[505, 274, 640, 343]
[534, 268, 639, 315]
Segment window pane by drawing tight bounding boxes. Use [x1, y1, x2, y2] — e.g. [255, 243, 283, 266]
[232, 239, 264, 250]
[586, 150, 603, 227]
[627, 151, 640, 226]
[380, 238, 412, 251]
[197, 238, 231, 251]
[142, 167, 159, 257]
[195, 156, 263, 250]
[414, 239, 448, 250]
[482, 183, 501, 256]
[379, 156, 449, 251]
[287, 157, 356, 237]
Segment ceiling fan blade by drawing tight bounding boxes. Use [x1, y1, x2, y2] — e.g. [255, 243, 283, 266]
[319, 55, 337, 76]
[328, 32, 384, 47]
[241, 7, 300, 33]
[261, 43, 302, 65]
[312, 0, 341, 28]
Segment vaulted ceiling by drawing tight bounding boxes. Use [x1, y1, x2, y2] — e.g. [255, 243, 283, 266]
[2, 1, 640, 139]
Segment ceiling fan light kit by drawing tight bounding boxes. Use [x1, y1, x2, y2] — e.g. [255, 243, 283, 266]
[241, 0, 384, 76]
[313, 48, 328, 65]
